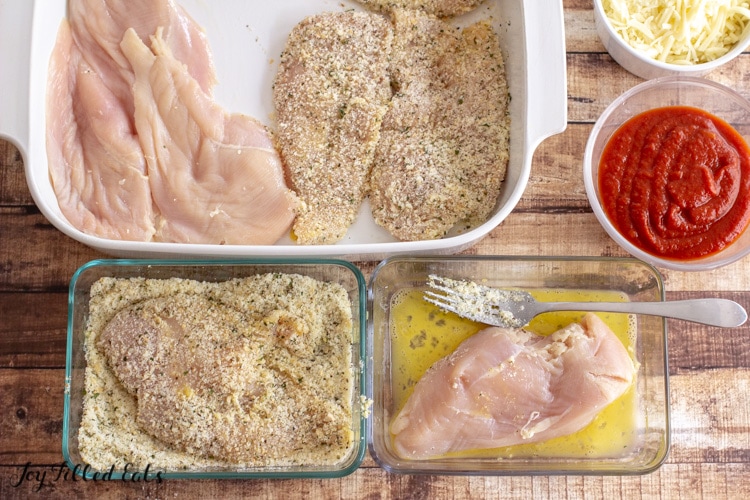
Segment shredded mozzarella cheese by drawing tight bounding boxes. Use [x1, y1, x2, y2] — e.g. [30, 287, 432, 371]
[603, 0, 750, 64]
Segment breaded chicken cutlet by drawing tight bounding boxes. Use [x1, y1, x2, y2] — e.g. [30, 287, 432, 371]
[369, 9, 510, 241]
[89, 275, 354, 467]
[273, 12, 393, 245]
[355, 0, 486, 18]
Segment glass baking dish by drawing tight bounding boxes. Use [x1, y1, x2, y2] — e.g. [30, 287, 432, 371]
[63, 258, 367, 479]
[368, 255, 670, 475]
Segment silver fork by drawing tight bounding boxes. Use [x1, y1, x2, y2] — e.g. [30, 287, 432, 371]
[424, 275, 748, 328]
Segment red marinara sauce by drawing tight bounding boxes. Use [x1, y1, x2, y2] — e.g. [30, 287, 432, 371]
[598, 106, 750, 260]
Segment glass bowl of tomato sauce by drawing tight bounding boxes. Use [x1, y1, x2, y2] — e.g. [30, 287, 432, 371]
[584, 76, 750, 271]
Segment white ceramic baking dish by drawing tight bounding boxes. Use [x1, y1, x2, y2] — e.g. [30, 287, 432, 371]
[0, 0, 566, 260]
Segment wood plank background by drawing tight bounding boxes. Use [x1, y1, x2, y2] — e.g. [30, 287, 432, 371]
[1, 1, 749, 498]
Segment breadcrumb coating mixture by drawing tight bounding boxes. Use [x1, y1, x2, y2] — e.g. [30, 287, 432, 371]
[355, 0, 486, 18]
[273, 7, 509, 243]
[273, 12, 393, 245]
[79, 274, 355, 471]
[369, 9, 510, 241]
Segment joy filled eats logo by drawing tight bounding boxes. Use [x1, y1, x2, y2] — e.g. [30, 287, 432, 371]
[10, 462, 164, 491]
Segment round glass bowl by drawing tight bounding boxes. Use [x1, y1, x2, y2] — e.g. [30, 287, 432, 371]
[593, 0, 750, 80]
[583, 76, 750, 271]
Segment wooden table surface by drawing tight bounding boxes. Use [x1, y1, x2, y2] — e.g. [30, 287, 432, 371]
[1, 1, 749, 498]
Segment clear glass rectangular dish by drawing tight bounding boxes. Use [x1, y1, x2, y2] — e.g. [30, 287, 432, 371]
[63, 258, 367, 479]
[368, 256, 670, 475]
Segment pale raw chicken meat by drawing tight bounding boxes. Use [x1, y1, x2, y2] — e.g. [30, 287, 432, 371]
[391, 313, 636, 459]
[47, 20, 155, 240]
[67, 0, 217, 114]
[121, 28, 298, 244]
[46, 0, 216, 240]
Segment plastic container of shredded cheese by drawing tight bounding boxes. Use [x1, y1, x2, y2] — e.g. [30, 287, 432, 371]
[594, 0, 750, 79]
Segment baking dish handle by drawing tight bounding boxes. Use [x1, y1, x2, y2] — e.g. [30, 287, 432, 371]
[524, 0, 568, 147]
[0, 0, 34, 156]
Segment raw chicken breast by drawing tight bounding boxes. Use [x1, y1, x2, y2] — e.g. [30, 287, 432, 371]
[47, 20, 155, 241]
[47, 0, 216, 241]
[94, 275, 355, 464]
[369, 10, 509, 241]
[68, 0, 216, 114]
[121, 29, 298, 244]
[390, 313, 636, 459]
[96, 295, 267, 463]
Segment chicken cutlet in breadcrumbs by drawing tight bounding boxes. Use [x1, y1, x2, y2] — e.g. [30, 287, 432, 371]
[355, 0, 486, 18]
[369, 9, 510, 241]
[273, 12, 393, 245]
[83, 275, 354, 468]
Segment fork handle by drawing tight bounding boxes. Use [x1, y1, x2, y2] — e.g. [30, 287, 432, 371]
[544, 298, 747, 328]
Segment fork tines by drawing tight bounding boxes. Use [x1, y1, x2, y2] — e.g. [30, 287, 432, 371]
[422, 289, 489, 324]
[424, 275, 508, 326]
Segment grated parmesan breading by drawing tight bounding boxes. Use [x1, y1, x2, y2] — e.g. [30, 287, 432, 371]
[79, 274, 355, 471]
[274, 8, 510, 244]
[368, 9, 510, 241]
[272, 12, 393, 245]
[603, 0, 750, 64]
[355, 0, 486, 18]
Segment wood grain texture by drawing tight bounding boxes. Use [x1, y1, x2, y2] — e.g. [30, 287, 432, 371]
[1, 460, 748, 499]
[0, 0, 749, 497]
[0, 141, 28, 206]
